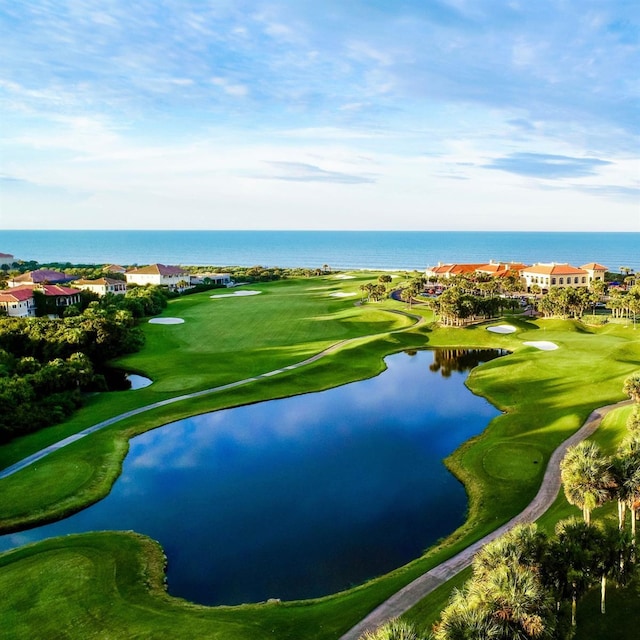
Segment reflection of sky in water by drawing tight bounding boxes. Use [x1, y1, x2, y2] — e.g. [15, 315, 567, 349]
[0, 350, 501, 605]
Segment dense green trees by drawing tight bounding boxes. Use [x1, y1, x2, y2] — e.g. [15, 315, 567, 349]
[433, 521, 638, 639]
[0, 304, 144, 443]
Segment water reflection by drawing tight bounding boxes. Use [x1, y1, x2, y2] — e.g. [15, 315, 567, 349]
[0, 349, 502, 605]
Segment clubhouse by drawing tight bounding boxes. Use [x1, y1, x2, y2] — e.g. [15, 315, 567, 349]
[425, 261, 608, 292]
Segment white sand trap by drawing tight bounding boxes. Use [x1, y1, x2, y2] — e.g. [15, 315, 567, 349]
[487, 325, 517, 334]
[148, 317, 185, 325]
[523, 341, 559, 351]
[334, 274, 355, 280]
[329, 291, 357, 297]
[210, 290, 261, 299]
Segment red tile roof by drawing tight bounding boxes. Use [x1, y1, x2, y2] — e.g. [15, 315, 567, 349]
[580, 263, 608, 271]
[0, 288, 34, 302]
[39, 284, 81, 296]
[521, 263, 588, 276]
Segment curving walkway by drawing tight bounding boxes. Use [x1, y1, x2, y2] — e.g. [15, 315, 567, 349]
[0, 309, 424, 480]
[340, 398, 634, 640]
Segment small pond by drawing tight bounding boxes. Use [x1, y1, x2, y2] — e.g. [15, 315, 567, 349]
[0, 349, 503, 605]
[102, 368, 153, 390]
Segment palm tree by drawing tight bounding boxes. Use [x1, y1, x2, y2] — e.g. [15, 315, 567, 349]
[433, 588, 501, 640]
[435, 525, 555, 639]
[560, 441, 614, 524]
[359, 618, 425, 640]
[473, 524, 548, 578]
[594, 522, 636, 614]
[549, 518, 601, 626]
[623, 372, 640, 403]
[615, 439, 640, 541]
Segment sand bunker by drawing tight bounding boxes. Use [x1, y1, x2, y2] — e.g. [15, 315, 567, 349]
[148, 317, 185, 325]
[334, 274, 355, 280]
[210, 290, 261, 299]
[329, 292, 357, 297]
[487, 325, 517, 334]
[523, 341, 559, 351]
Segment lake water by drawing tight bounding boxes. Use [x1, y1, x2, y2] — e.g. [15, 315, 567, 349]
[0, 349, 502, 605]
[2, 230, 638, 272]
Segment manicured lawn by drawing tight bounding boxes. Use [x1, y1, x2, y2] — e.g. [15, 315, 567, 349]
[0, 276, 639, 639]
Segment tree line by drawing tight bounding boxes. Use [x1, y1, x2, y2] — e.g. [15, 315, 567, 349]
[0, 294, 154, 443]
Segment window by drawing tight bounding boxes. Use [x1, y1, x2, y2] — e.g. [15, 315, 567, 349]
[559, 277, 564, 284]
[551, 278, 556, 285]
[582, 277, 586, 283]
[574, 277, 579, 284]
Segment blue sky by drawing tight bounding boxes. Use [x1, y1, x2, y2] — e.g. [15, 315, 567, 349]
[1, 0, 638, 231]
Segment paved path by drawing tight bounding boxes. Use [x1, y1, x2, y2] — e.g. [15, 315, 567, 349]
[0, 309, 424, 480]
[339, 398, 633, 640]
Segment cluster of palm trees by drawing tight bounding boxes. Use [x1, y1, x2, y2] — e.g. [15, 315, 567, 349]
[359, 373, 640, 640]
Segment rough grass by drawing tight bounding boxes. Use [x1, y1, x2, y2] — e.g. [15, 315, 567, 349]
[0, 276, 639, 640]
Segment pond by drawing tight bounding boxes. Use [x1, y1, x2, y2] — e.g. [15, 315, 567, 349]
[0, 349, 503, 606]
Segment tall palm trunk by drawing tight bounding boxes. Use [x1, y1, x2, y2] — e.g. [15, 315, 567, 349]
[601, 574, 606, 614]
[618, 500, 626, 529]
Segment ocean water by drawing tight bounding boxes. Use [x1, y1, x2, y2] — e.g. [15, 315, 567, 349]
[0, 230, 638, 271]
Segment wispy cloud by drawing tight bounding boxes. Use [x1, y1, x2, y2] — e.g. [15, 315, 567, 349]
[265, 162, 376, 184]
[0, 1, 637, 230]
[483, 153, 611, 179]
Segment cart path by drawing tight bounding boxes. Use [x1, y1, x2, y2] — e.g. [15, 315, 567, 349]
[339, 398, 634, 640]
[0, 309, 423, 480]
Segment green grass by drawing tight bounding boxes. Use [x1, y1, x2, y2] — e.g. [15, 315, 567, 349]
[0, 275, 639, 639]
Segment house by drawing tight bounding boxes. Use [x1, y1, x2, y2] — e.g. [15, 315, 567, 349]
[8, 269, 76, 288]
[37, 284, 82, 308]
[73, 277, 127, 297]
[0, 253, 15, 265]
[125, 264, 191, 290]
[0, 287, 36, 317]
[189, 272, 233, 287]
[519, 262, 608, 292]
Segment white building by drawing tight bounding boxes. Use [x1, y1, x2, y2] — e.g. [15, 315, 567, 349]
[520, 262, 608, 292]
[125, 264, 191, 290]
[73, 277, 127, 296]
[0, 287, 36, 317]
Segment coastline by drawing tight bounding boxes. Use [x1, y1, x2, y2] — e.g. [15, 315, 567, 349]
[2, 230, 638, 271]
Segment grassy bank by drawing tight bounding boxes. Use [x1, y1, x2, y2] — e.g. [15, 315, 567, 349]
[1, 275, 639, 639]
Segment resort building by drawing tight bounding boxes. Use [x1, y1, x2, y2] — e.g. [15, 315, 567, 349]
[425, 261, 530, 281]
[519, 262, 608, 292]
[8, 269, 76, 288]
[72, 277, 127, 297]
[125, 264, 191, 290]
[0, 252, 15, 265]
[0, 287, 36, 317]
